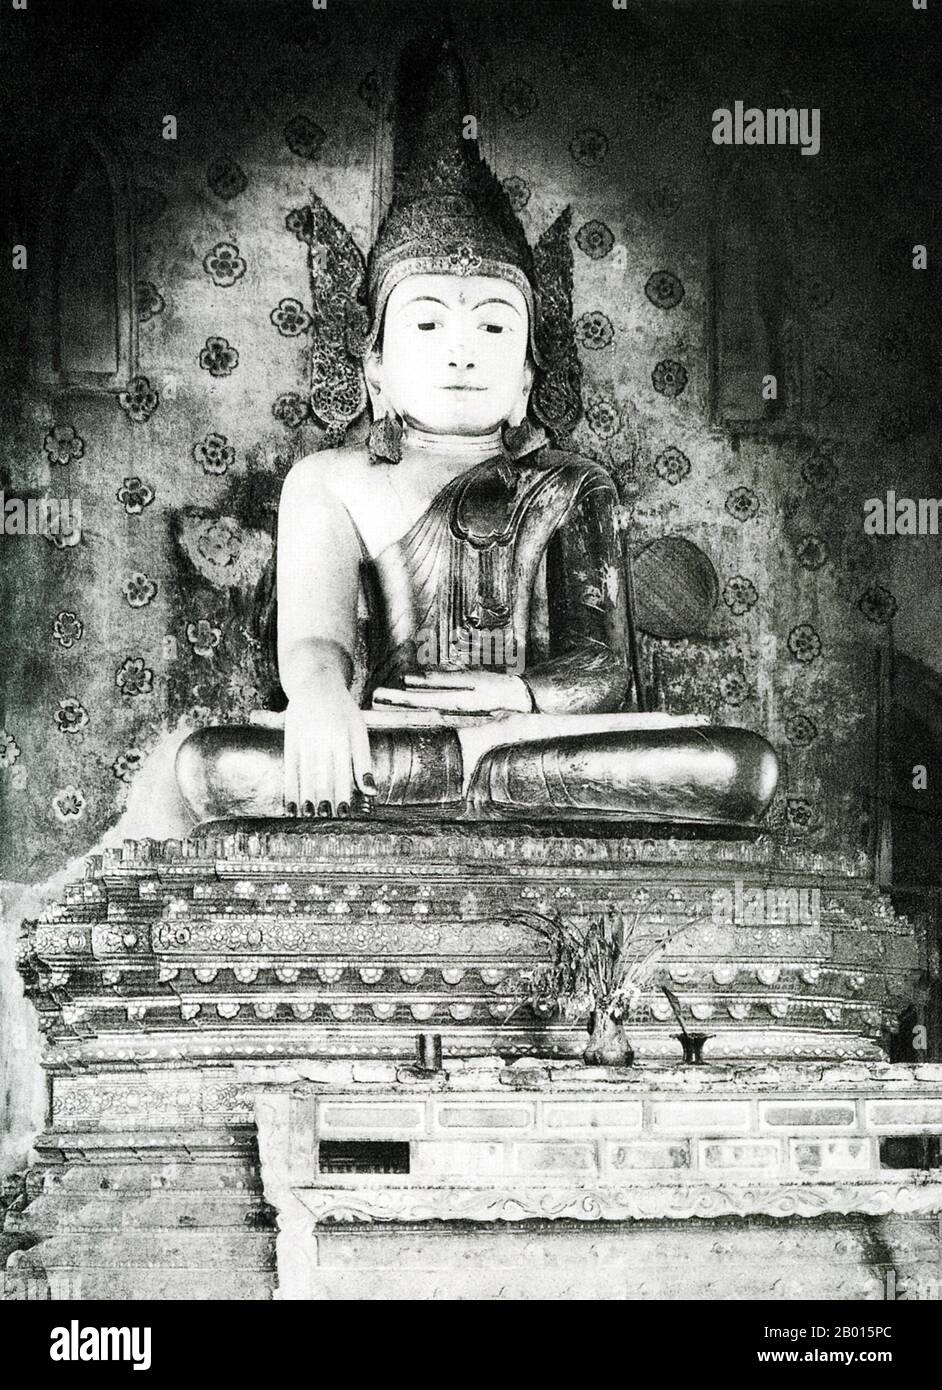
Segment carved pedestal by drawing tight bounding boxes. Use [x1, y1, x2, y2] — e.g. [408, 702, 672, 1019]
[4, 824, 933, 1300]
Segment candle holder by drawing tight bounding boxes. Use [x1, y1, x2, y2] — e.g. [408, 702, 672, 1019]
[674, 1031, 713, 1065]
[415, 1032, 443, 1073]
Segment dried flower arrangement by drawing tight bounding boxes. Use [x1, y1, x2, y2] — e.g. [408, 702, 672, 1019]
[501, 909, 681, 1065]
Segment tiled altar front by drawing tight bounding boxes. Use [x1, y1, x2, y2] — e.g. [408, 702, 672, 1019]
[255, 1059, 942, 1300]
[5, 823, 940, 1300]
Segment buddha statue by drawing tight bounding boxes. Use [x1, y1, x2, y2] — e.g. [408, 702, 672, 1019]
[176, 41, 778, 828]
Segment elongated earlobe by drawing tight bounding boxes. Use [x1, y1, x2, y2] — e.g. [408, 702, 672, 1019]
[364, 349, 384, 417]
[501, 416, 544, 460]
[367, 413, 403, 465]
[504, 359, 535, 429]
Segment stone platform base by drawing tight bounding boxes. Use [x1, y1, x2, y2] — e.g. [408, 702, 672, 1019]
[253, 1057, 942, 1300]
[3, 1129, 275, 1301]
[281, 1217, 942, 1301]
[5, 826, 933, 1299]
[6, 1059, 942, 1300]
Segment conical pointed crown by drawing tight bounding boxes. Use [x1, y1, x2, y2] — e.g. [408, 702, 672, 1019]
[364, 40, 537, 352]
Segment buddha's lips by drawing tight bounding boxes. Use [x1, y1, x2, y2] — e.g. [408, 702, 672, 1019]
[439, 384, 487, 391]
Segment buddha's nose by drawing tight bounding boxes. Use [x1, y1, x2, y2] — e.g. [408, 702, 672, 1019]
[448, 355, 475, 371]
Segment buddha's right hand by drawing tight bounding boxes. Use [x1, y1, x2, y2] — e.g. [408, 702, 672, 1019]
[283, 675, 375, 818]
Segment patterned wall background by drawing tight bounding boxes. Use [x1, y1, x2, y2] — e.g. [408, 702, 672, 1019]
[0, 0, 938, 883]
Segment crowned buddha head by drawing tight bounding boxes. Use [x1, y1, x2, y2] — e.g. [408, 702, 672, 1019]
[298, 39, 583, 458]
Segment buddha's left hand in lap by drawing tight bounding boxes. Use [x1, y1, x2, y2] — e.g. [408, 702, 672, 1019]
[372, 670, 534, 714]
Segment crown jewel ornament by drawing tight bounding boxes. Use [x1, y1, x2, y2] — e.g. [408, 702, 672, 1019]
[286, 38, 582, 446]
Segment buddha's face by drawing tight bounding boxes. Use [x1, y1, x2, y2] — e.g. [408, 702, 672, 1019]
[368, 273, 533, 436]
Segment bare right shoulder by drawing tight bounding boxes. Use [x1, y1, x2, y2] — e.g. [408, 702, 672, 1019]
[279, 445, 372, 511]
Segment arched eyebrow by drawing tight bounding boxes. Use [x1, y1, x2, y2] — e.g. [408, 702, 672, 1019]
[401, 296, 449, 309]
[472, 297, 522, 316]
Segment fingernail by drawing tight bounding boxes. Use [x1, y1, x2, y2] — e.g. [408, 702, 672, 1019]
[337, 802, 350, 818]
[285, 802, 298, 816]
[302, 800, 314, 817]
[317, 801, 332, 818]
[362, 773, 376, 792]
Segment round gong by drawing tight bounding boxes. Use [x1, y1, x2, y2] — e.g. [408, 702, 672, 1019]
[630, 535, 719, 639]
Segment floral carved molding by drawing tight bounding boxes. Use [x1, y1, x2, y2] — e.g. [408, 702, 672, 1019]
[293, 1181, 942, 1225]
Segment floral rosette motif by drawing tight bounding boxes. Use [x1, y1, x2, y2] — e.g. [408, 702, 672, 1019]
[199, 337, 239, 377]
[857, 584, 898, 625]
[584, 397, 620, 440]
[117, 477, 155, 515]
[569, 128, 609, 167]
[207, 159, 248, 201]
[118, 376, 159, 423]
[719, 672, 751, 707]
[53, 785, 86, 822]
[647, 182, 681, 218]
[784, 713, 818, 748]
[358, 70, 382, 110]
[805, 278, 834, 310]
[112, 749, 144, 783]
[654, 446, 690, 485]
[501, 175, 530, 212]
[787, 623, 823, 664]
[136, 281, 165, 322]
[795, 534, 829, 571]
[193, 433, 235, 475]
[43, 425, 85, 467]
[284, 115, 326, 158]
[575, 220, 615, 261]
[575, 311, 614, 351]
[0, 731, 21, 768]
[500, 80, 538, 120]
[272, 392, 310, 429]
[644, 271, 685, 310]
[800, 441, 838, 490]
[185, 619, 222, 658]
[203, 243, 246, 287]
[52, 610, 84, 648]
[115, 657, 154, 697]
[722, 576, 759, 616]
[54, 698, 89, 735]
[785, 798, 815, 830]
[195, 517, 242, 569]
[652, 359, 688, 398]
[122, 572, 157, 608]
[725, 486, 760, 522]
[271, 298, 313, 336]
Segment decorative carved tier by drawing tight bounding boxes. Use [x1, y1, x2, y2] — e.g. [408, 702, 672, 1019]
[19, 823, 919, 1066]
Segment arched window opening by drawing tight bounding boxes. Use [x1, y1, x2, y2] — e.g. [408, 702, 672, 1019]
[31, 135, 135, 392]
[57, 148, 120, 377]
[709, 168, 800, 437]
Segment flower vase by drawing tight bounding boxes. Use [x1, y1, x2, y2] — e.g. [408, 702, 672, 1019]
[583, 1011, 634, 1066]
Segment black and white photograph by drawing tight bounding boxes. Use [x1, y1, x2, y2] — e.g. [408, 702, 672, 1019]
[0, 0, 939, 1338]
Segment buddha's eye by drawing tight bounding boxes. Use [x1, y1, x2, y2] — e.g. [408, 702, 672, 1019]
[482, 324, 504, 334]
[417, 321, 438, 331]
